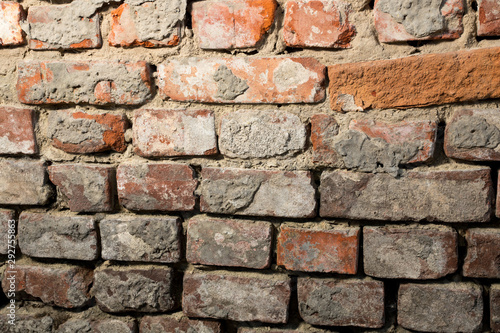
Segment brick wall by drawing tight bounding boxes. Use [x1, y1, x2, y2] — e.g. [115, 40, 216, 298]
[0, 0, 500, 332]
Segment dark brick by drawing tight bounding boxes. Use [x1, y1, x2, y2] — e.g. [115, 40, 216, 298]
[463, 228, 500, 278]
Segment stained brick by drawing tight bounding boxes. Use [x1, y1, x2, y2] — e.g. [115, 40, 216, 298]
[478, 0, 500, 36]
[0, 209, 15, 255]
[140, 314, 221, 333]
[463, 228, 500, 278]
[0, 106, 36, 155]
[0, 2, 25, 46]
[56, 316, 136, 333]
[490, 284, 500, 332]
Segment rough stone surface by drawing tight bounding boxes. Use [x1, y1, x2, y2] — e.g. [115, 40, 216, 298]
[463, 228, 500, 278]
[192, 0, 276, 49]
[277, 223, 359, 274]
[18, 211, 98, 261]
[183, 270, 291, 324]
[297, 277, 385, 328]
[117, 163, 197, 211]
[48, 164, 115, 212]
[133, 109, 217, 157]
[319, 168, 493, 222]
[363, 225, 458, 279]
[398, 283, 483, 332]
[283, 0, 356, 48]
[219, 110, 306, 159]
[0, 2, 25, 46]
[186, 215, 272, 269]
[0, 315, 53, 333]
[17, 60, 153, 105]
[0, 209, 14, 254]
[140, 314, 222, 333]
[49, 110, 127, 154]
[158, 57, 326, 104]
[328, 47, 500, 111]
[56, 317, 136, 333]
[100, 214, 181, 263]
[478, 0, 500, 36]
[0, 106, 37, 155]
[491, 285, 500, 332]
[199, 167, 316, 218]
[94, 265, 177, 313]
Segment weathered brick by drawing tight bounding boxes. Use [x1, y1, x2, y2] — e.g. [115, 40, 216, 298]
[277, 223, 359, 274]
[0, 314, 53, 333]
[199, 167, 316, 218]
[238, 326, 325, 333]
[183, 270, 291, 323]
[363, 225, 458, 279]
[0, 106, 36, 155]
[374, 0, 464, 42]
[328, 47, 500, 111]
[0, 159, 52, 205]
[491, 284, 500, 332]
[17, 60, 153, 105]
[100, 214, 181, 263]
[192, 0, 276, 49]
[133, 109, 217, 157]
[463, 228, 500, 278]
[398, 282, 483, 332]
[18, 211, 98, 261]
[320, 168, 493, 222]
[117, 163, 197, 212]
[140, 314, 221, 333]
[109, 0, 185, 47]
[0, 209, 15, 255]
[48, 164, 115, 212]
[0, 2, 25, 46]
[219, 110, 306, 159]
[186, 215, 272, 269]
[3, 263, 93, 308]
[158, 57, 326, 104]
[56, 317, 136, 333]
[297, 277, 385, 328]
[478, 0, 500, 36]
[283, 0, 355, 48]
[94, 265, 177, 313]
[49, 110, 127, 154]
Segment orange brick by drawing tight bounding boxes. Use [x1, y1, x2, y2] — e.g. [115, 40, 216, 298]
[0, 106, 36, 155]
[0, 2, 25, 46]
[478, 0, 500, 36]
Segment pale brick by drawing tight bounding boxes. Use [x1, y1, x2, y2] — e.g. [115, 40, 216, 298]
[0, 106, 37, 155]
[0, 2, 25, 46]
[140, 314, 221, 333]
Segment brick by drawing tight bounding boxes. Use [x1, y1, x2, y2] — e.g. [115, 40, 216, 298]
[133, 109, 217, 157]
[192, 0, 276, 49]
[199, 167, 316, 218]
[491, 285, 500, 332]
[49, 110, 127, 154]
[0, 209, 15, 255]
[319, 168, 493, 222]
[3, 263, 93, 308]
[463, 228, 500, 278]
[117, 163, 197, 212]
[277, 223, 359, 274]
[100, 214, 181, 263]
[444, 109, 500, 161]
[0, 159, 52, 205]
[297, 277, 384, 328]
[48, 164, 115, 212]
[57, 317, 136, 333]
[183, 270, 291, 323]
[158, 57, 326, 104]
[0, 314, 53, 333]
[0, 2, 25, 46]
[186, 215, 272, 269]
[283, 0, 355, 48]
[398, 282, 483, 332]
[0, 106, 37, 155]
[94, 265, 177, 313]
[109, 0, 185, 47]
[140, 314, 221, 333]
[374, 0, 464, 43]
[219, 110, 306, 158]
[328, 47, 500, 111]
[478, 0, 500, 36]
[238, 326, 325, 333]
[17, 60, 153, 105]
[18, 211, 98, 261]
[363, 225, 457, 279]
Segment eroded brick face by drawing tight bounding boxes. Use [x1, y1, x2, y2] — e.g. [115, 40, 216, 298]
[478, 0, 500, 36]
[463, 228, 500, 278]
[0, 106, 37, 155]
[140, 315, 222, 333]
[0, 2, 25, 46]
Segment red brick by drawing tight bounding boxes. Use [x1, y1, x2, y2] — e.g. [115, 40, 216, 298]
[158, 57, 326, 104]
[363, 225, 458, 279]
[490, 284, 500, 332]
[320, 168, 493, 222]
[478, 0, 500, 36]
[0, 106, 36, 155]
[49, 110, 127, 154]
[186, 215, 272, 269]
[192, 0, 276, 49]
[133, 109, 217, 157]
[140, 314, 221, 333]
[283, 0, 355, 48]
[0, 209, 14, 255]
[463, 228, 500, 278]
[48, 164, 115, 212]
[17, 60, 153, 105]
[328, 47, 500, 111]
[183, 270, 291, 323]
[297, 277, 385, 328]
[277, 223, 359, 274]
[117, 163, 197, 212]
[374, 0, 464, 43]
[0, 2, 25, 46]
